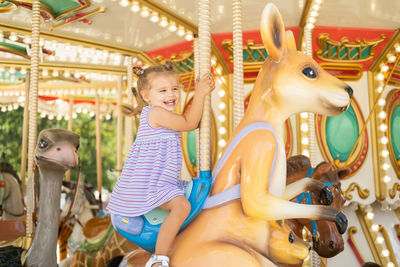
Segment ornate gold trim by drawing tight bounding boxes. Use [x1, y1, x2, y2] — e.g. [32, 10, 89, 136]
[0, 235, 26, 248]
[389, 183, 400, 199]
[342, 183, 370, 200]
[8, 0, 91, 20]
[50, 7, 106, 31]
[355, 206, 384, 266]
[222, 39, 268, 65]
[320, 63, 363, 81]
[1, 81, 117, 92]
[0, 60, 126, 74]
[0, 23, 153, 65]
[394, 208, 400, 222]
[0, 1, 17, 13]
[0, 43, 29, 59]
[316, 33, 386, 62]
[379, 225, 399, 267]
[348, 226, 366, 264]
[155, 51, 194, 75]
[139, 0, 196, 33]
[137, 0, 230, 75]
[368, 29, 400, 201]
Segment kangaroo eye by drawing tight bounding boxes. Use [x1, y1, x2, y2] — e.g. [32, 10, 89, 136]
[302, 67, 317, 79]
[289, 232, 295, 243]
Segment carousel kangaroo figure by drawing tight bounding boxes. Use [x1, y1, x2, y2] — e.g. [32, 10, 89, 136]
[167, 3, 351, 266]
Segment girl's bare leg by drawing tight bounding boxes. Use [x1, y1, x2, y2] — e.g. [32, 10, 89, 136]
[156, 195, 191, 255]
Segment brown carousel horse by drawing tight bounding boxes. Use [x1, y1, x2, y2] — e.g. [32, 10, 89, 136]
[285, 155, 349, 260]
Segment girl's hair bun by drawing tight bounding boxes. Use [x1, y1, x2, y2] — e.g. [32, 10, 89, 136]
[133, 66, 144, 76]
[164, 61, 174, 71]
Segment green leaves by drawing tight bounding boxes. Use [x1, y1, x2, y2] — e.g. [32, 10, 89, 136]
[0, 108, 117, 192]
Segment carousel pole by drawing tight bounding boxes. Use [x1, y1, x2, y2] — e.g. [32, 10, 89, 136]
[95, 92, 103, 208]
[117, 75, 123, 173]
[301, 1, 323, 266]
[125, 57, 134, 155]
[193, 35, 200, 176]
[65, 95, 74, 181]
[20, 71, 30, 195]
[26, 0, 41, 246]
[198, 0, 212, 177]
[232, 0, 244, 128]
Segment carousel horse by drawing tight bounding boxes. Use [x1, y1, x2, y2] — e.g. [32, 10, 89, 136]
[24, 128, 80, 267]
[112, 3, 351, 266]
[58, 179, 101, 265]
[0, 160, 25, 267]
[0, 159, 25, 220]
[285, 155, 349, 260]
[59, 185, 138, 267]
[68, 218, 138, 267]
[58, 182, 137, 267]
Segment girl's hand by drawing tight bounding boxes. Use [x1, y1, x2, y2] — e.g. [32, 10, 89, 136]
[197, 73, 215, 97]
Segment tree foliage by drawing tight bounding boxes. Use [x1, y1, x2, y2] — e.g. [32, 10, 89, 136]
[0, 107, 117, 192]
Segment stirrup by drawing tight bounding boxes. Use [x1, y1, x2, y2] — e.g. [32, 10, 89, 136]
[145, 254, 170, 267]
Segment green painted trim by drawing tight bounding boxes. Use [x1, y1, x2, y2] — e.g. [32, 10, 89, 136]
[391, 106, 400, 160]
[41, 0, 80, 18]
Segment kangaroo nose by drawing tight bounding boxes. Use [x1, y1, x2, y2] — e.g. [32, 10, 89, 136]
[344, 86, 353, 98]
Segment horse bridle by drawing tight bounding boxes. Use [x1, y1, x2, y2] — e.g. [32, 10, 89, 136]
[296, 167, 333, 243]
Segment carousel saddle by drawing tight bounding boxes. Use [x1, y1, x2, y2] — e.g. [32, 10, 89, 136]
[81, 217, 113, 253]
[0, 220, 25, 245]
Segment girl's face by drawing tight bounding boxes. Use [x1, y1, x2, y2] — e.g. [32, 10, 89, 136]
[142, 73, 180, 111]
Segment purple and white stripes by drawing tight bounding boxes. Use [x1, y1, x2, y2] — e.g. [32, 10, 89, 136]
[107, 105, 185, 216]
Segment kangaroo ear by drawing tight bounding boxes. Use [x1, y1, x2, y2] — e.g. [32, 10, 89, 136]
[285, 30, 297, 51]
[260, 3, 286, 62]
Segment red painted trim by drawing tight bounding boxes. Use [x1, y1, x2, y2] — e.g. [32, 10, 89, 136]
[38, 95, 116, 105]
[145, 27, 395, 73]
[347, 238, 364, 265]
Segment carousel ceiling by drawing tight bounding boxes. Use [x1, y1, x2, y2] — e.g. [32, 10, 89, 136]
[0, 0, 399, 51]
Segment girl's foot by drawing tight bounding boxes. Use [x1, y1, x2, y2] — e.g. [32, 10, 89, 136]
[145, 254, 169, 267]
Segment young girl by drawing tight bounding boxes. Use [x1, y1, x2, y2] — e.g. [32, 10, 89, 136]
[107, 63, 215, 267]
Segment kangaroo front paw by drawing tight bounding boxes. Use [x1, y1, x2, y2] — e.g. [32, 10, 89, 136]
[318, 186, 333, 205]
[335, 212, 348, 234]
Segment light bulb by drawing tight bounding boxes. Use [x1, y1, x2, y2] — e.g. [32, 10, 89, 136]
[168, 22, 177, 32]
[159, 17, 168, 27]
[130, 1, 140, 12]
[177, 26, 185, 36]
[150, 12, 159, 23]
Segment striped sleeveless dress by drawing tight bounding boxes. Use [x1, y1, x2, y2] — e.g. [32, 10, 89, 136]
[107, 105, 186, 217]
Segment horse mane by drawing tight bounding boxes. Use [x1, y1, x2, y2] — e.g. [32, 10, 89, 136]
[62, 180, 100, 215]
[286, 155, 311, 177]
[0, 162, 21, 184]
